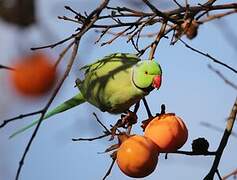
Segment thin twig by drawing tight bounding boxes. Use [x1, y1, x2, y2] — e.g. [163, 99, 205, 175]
[95, 29, 158, 39]
[179, 39, 237, 74]
[0, 64, 15, 71]
[95, 27, 110, 44]
[15, 40, 80, 180]
[100, 25, 134, 46]
[170, 150, 216, 156]
[137, 25, 176, 57]
[93, 112, 110, 133]
[0, 110, 43, 128]
[215, 19, 237, 54]
[15, 0, 111, 177]
[58, 15, 80, 24]
[204, 97, 237, 180]
[133, 15, 157, 52]
[72, 133, 110, 141]
[200, 10, 237, 23]
[54, 40, 75, 68]
[222, 168, 237, 180]
[103, 157, 116, 180]
[201, 122, 237, 138]
[31, 34, 77, 50]
[166, 3, 237, 16]
[64, 5, 85, 20]
[208, 64, 237, 90]
[173, 0, 183, 8]
[216, 169, 222, 180]
[149, 22, 167, 60]
[203, 0, 218, 6]
[142, 0, 176, 23]
[106, 6, 151, 16]
[126, 102, 140, 135]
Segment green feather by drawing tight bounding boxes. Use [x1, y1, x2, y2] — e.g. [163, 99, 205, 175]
[10, 53, 162, 138]
[78, 53, 143, 113]
[9, 93, 85, 138]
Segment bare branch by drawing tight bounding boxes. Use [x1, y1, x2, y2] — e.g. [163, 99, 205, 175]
[31, 34, 76, 50]
[15, 1, 110, 179]
[201, 122, 237, 138]
[204, 97, 237, 180]
[208, 64, 237, 90]
[92, 112, 110, 133]
[72, 133, 110, 142]
[179, 39, 237, 74]
[200, 10, 237, 23]
[149, 22, 167, 60]
[142, 0, 176, 23]
[0, 110, 43, 128]
[100, 25, 134, 46]
[103, 157, 116, 180]
[222, 168, 237, 180]
[0, 64, 15, 71]
[172, 0, 183, 8]
[203, 0, 218, 6]
[1, 1, 236, 179]
[58, 15, 80, 24]
[54, 40, 75, 68]
[167, 3, 237, 16]
[169, 150, 216, 156]
[216, 169, 222, 180]
[15, 39, 80, 180]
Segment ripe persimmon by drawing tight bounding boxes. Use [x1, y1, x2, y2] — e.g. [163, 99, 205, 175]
[116, 135, 159, 178]
[144, 113, 188, 152]
[10, 52, 56, 96]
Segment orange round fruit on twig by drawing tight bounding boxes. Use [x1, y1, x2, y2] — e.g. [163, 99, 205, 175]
[144, 113, 188, 152]
[116, 135, 159, 178]
[10, 52, 56, 97]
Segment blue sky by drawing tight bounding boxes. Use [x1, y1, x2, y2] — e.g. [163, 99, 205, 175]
[0, 0, 237, 180]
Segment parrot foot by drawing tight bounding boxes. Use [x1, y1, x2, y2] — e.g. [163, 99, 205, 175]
[120, 110, 138, 127]
[109, 111, 137, 140]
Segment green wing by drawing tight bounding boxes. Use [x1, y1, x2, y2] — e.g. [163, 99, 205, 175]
[10, 93, 85, 138]
[78, 53, 144, 114]
[10, 53, 142, 137]
[80, 53, 140, 74]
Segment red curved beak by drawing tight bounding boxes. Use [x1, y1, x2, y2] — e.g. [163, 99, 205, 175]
[152, 75, 162, 89]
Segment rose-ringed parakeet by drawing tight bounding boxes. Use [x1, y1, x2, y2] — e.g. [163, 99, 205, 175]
[10, 53, 162, 138]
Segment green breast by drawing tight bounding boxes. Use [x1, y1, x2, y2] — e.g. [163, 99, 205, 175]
[78, 54, 146, 113]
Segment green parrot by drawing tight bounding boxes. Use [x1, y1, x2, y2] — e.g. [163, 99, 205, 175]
[10, 53, 162, 138]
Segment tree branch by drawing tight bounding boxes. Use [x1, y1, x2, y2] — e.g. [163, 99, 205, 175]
[142, 0, 176, 23]
[0, 110, 43, 128]
[204, 97, 237, 180]
[179, 39, 237, 74]
[208, 64, 237, 90]
[15, 1, 110, 179]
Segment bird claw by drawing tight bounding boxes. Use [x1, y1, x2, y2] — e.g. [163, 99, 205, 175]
[109, 111, 137, 140]
[120, 110, 138, 127]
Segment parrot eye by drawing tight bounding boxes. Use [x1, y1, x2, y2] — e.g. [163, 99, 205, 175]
[144, 71, 148, 75]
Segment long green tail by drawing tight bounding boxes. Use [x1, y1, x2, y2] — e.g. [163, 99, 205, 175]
[9, 93, 86, 139]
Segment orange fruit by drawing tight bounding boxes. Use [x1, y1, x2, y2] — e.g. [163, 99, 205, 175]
[10, 52, 56, 96]
[116, 135, 159, 178]
[144, 113, 188, 152]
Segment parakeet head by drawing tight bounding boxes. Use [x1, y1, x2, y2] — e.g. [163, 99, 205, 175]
[132, 60, 162, 93]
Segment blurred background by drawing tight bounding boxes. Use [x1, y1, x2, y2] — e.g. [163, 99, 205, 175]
[0, 0, 237, 179]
